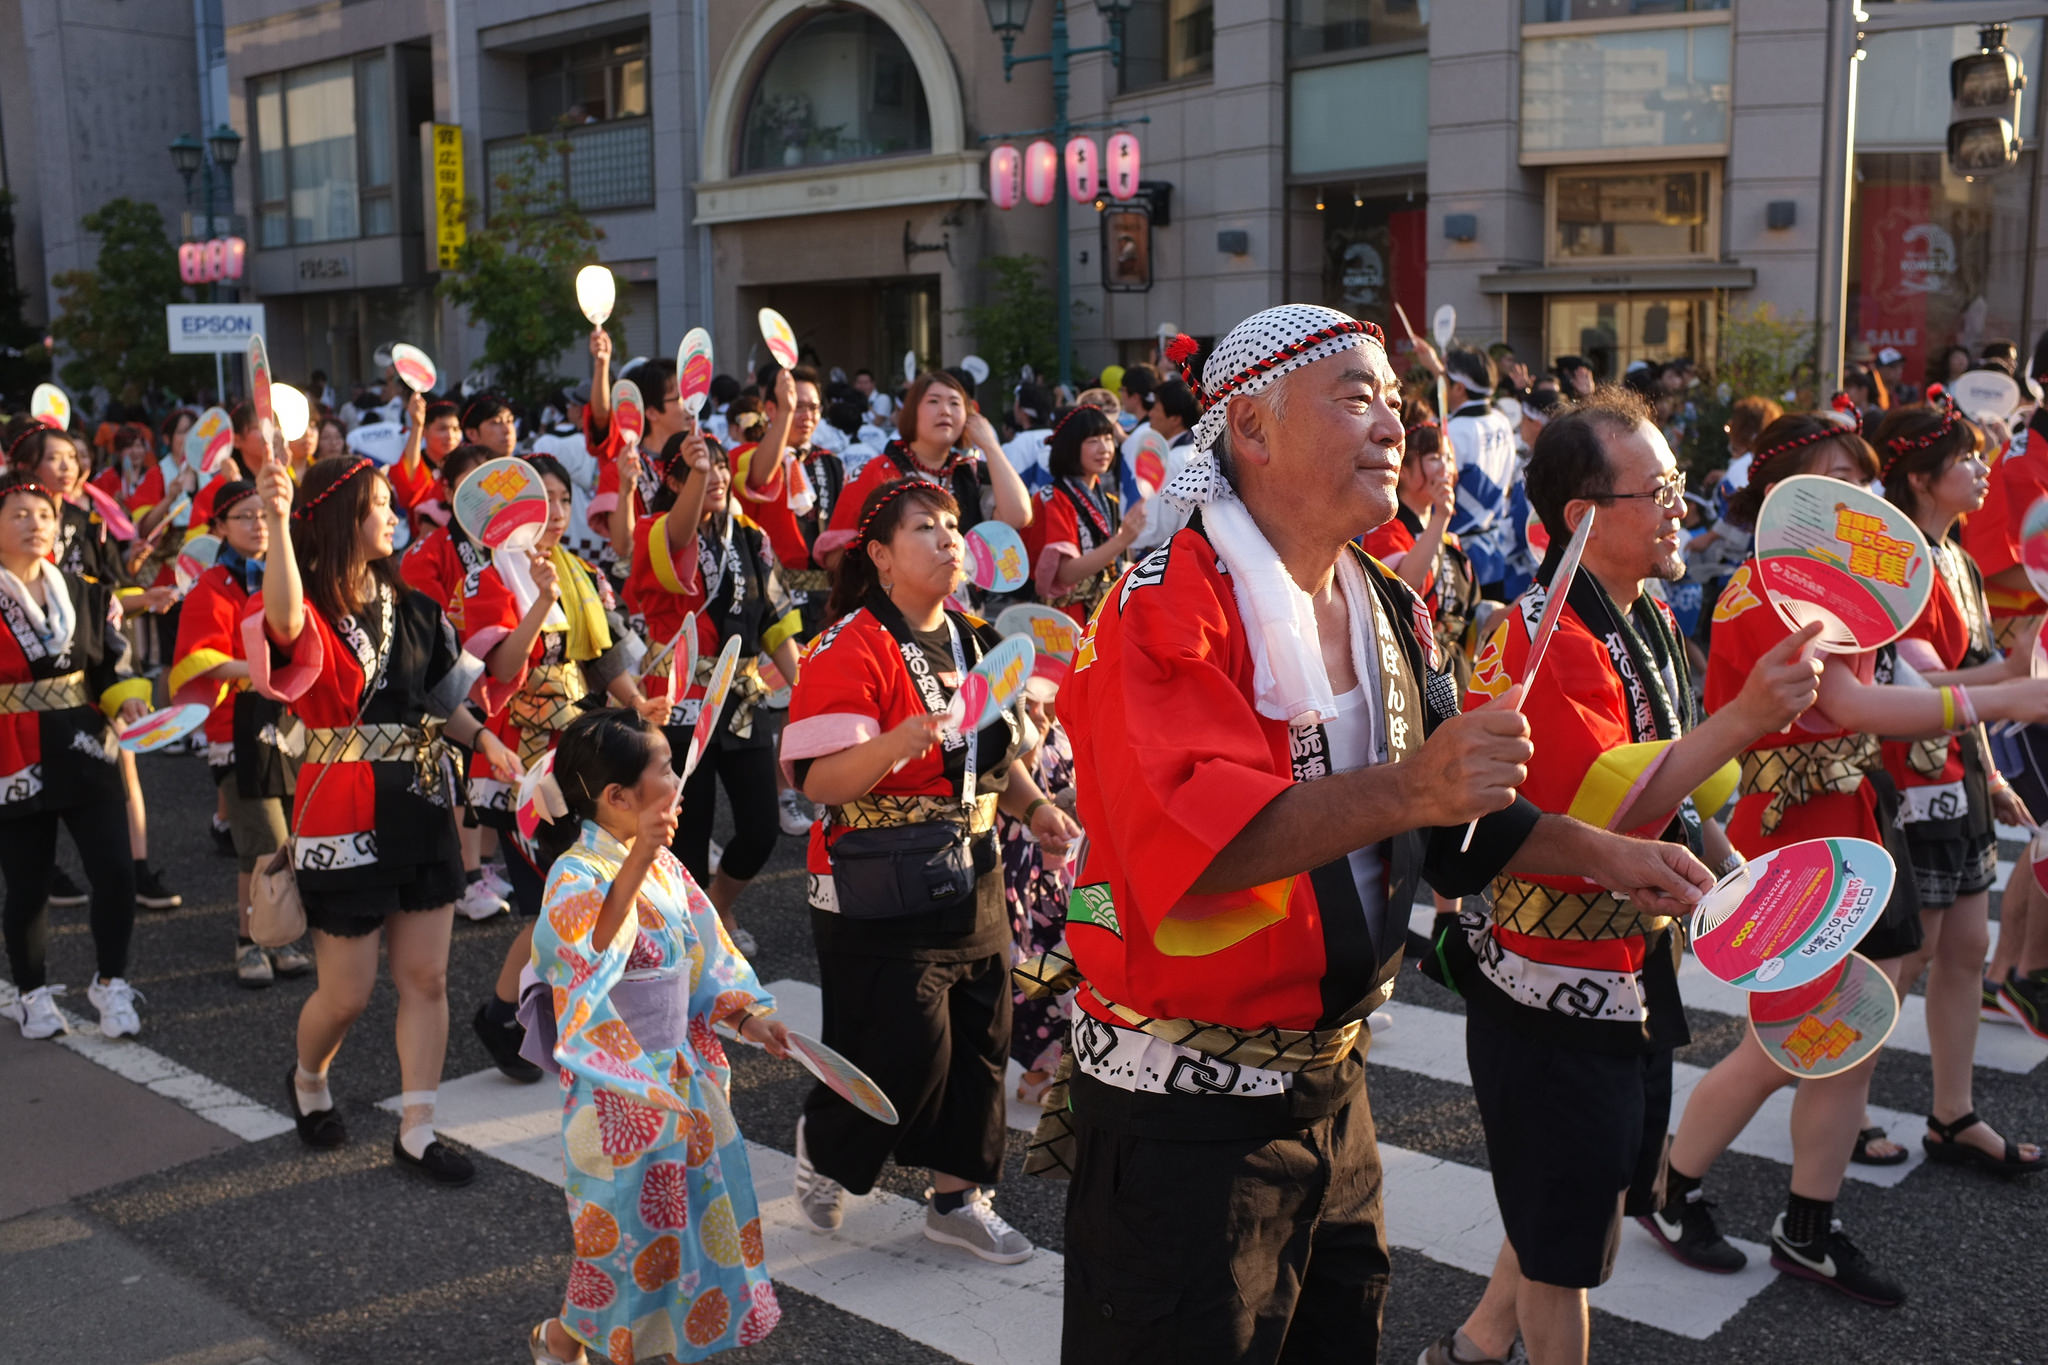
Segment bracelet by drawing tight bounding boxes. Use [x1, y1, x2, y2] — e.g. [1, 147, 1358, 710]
[1715, 852, 1745, 879]
[1940, 686, 1958, 732]
[1955, 683, 1979, 730]
[1023, 797, 1053, 823]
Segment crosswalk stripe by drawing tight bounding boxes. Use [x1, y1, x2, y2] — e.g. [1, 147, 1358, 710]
[1402, 906, 2048, 1074]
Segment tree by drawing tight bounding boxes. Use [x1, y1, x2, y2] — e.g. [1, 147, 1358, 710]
[953, 254, 1058, 404]
[49, 198, 204, 406]
[438, 134, 614, 403]
[1687, 303, 1819, 478]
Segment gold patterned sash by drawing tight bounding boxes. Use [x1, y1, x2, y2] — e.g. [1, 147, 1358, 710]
[1903, 735, 1951, 780]
[784, 568, 829, 593]
[1489, 876, 1673, 942]
[0, 671, 87, 714]
[832, 789, 1000, 836]
[1042, 565, 1115, 612]
[1739, 734, 1881, 835]
[506, 663, 587, 765]
[301, 721, 449, 805]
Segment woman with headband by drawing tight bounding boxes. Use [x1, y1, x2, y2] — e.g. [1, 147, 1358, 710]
[1022, 404, 1144, 626]
[1871, 402, 2044, 1176]
[0, 473, 154, 1041]
[169, 479, 309, 988]
[779, 477, 1077, 1262]
[249, 454, 521, 1185]
[1641, 414, 2048, 1304]
[618, 426, 802, 957]
[1363, 415, 1478, 691]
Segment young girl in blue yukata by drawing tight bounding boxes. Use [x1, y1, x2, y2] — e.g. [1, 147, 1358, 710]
[524, 709, 789, 1364]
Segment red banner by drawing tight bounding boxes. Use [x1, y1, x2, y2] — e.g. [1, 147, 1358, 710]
[1853, 182, 1944, 381]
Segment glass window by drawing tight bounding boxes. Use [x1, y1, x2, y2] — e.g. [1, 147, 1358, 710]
[738, 8, 931, 172]
[1858, 20, 2041, 147]
[528, 32, 652, 129]
[1546, 293, 1712, 381]
[254, 76, 287, 248]
[1121, 0, 1214, 91]
[1290, 53, 1429, 174]
[1521, 22, 1730, 158]
[284, 60, 359, 245]
[1290, 0, 1428, 59]
[1523, 0, 1726, 21]
[1551, 166, 1713, 261]
[358, 54, 391, 189]
[1314, 191, 1429, 352]
[1849, 150, 2035, 393]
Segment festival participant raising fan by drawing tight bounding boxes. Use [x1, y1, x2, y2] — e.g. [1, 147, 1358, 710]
[0, 474, 154, 1040]
[737, 363, 842, 635]
[525, 710, 786, 1365]
[587, 351, 690, 555]
[459, 452, 667, 1083]
[250, 453, 521, 1185]
[389, 395, 464, 532]
[1362, 417, 1479, 690]
[170, 479, 309, 988]
[814, 369, 1032, 572]
[1648, 413, 2048, 1307]
[1021, 405, 1144, 626]
[1870, 402, 2044, 1177]
[780, 477, 1077, 1262]
[621, 428, 801, 955]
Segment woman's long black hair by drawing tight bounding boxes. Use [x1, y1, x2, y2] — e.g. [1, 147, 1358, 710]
[533, 709, 664, 873]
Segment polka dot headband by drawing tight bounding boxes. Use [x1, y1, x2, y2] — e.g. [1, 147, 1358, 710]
[1164, 304, 1388, 454]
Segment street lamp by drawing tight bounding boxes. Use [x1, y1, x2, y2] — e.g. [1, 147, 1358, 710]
[169, 134, 202, 243]
[981, 0, 1131, 388]
[208, 125, 243, 301]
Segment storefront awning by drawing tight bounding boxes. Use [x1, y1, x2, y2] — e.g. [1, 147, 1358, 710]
[1478, 264, 1757, 294]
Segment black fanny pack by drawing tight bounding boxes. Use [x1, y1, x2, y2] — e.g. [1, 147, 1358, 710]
[829, 819, 994, 920]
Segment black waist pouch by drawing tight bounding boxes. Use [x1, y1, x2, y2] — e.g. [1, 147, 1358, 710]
[830, 820, 994, 920]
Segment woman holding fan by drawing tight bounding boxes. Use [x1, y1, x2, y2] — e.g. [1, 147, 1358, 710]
[251, 453, 521, 1185]
[780, 478, 1076, 1263]
[1022, 405, 1144, 626]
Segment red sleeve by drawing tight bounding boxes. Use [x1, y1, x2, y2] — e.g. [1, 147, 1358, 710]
[388, 455, 437, 512]
[1360, 520, 1431, 596]
[127, 465, 166, 514]
[731, 443, 811, 569]
[463, 563, 529, 712]
[169, 569, 241, 692]
[189, 471, 227, 527]
[1024, 487, 1081, 598]
[818, 457, 895, 559]
[399, 530, 456, 608]
[785, 616, 891, 763]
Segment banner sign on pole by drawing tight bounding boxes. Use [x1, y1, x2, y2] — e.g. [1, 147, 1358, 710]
[165, 304, 267, 355]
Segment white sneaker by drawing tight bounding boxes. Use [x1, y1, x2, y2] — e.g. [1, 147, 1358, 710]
[456, 880, 509, 921]
[729, 924, 759, 957]
[708, 839, 724, 876]
[778, 788, 819, 837]
[5, 984, 69, 1039]
[87, 976, 143, 1039]
[793, 1116, 846, 1231]
[480, 864, 516, 903]
[923, 1187, 1034, 1264]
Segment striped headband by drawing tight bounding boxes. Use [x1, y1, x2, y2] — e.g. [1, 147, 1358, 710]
[292, 457, 374, 521]
[211, 482, 258, 521]
[1165, 304, 1389, 452]
[854, 478, 935, 546]
[0, 478, 57, 507]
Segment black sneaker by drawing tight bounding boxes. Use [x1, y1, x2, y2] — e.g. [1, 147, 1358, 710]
[46, 869, 87, 908]
[210, 816, 236, 857]
[1768, 1214, 1905, 1307]
[135, 865, 182, 910]
[472, 1002, 543, 1083]
[393, 1134, 475, 1186]
[1637, 1197, 1748, 1274]
[1998, 969, 2048, 1041]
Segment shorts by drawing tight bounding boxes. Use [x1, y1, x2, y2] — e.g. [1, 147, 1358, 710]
[223, 782, 287, 875]
[302, 850, 467, 939]
[1467, 1005, 1672, 1289]
[1901, 741, 1998, 910]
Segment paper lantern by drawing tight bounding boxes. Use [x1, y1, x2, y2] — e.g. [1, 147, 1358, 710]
[1064, 136, 1099, 203]
[1023, 140, 1059, 207]
[1106, 131, 1142, 200]
[989, 144, 1022, 211]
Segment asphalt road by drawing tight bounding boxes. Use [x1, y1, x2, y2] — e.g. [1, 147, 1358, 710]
[6, 751, 2046, 1365]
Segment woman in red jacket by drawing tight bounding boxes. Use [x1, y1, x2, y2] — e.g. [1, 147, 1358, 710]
[1021, 405, 1144, 626]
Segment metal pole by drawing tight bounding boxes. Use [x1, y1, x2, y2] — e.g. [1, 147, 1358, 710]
[1816, 2, 1863, 395]
[1052, 2, 1071, 391]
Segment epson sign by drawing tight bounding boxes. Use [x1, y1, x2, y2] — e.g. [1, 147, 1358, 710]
[165, 304, 266, 354]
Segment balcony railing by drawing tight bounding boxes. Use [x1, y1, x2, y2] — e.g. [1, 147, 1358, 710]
[485, 118, 654, 215]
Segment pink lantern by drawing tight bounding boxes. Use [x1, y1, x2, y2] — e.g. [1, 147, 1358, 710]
[989, 144, 1022, 210]
[1106, 131, 1142, 201]
[1064, 136, 1100, 203]
[1023, 139, 1059, 207]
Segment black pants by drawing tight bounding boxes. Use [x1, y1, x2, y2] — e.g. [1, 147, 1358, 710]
[504, 834, 545, 918]
[1062, 1093, 1390, 1365]
[673, 737, 779, 885]
[0, 792, 137, 991]
[802, 948, 1009, 1194]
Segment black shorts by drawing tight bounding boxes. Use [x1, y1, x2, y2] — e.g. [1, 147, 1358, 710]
[303, 851, 467, 939]
[1467, 1006, 1672, 1289]
[1901, 741, 1998, 909]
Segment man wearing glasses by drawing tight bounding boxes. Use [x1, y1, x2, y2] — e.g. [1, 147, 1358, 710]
[1420, 387, 1824, 1365]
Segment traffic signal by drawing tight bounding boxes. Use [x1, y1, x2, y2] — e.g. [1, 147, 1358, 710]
[1948, 23, 2027, 179]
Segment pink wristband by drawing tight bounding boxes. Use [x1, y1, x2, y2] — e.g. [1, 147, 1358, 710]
[1954, 684, 1979, 730]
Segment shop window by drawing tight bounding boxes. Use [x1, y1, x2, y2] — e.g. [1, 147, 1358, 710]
[1520, 21, 1730, 160]
[1545, 293, 1712, 381]
[1121, 0, 1213, 91]
[738, 8, 931, 172]
[1312, 190, 1429, 359]
[1290, 53, 1429, 174]
[250, 51, 393, 248]
[1848, 150, 2035, 393]
[1523, 0, 1725, 21]
[1547, 165, 1716, 264]
[526, 32, 650, 130]
[1289, 0, 1427, 60]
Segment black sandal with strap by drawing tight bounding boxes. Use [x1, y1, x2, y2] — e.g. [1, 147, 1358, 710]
[1851, 1125, 1909, 1166]
[1923, 1111, 2046, 1176]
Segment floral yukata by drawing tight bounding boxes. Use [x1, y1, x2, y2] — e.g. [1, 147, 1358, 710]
[536, 821, 780, 1362]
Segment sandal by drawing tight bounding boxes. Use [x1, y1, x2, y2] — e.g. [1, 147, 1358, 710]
[1923, 1111, 2046, 1176]
[1850, 1125, 1909, 1166]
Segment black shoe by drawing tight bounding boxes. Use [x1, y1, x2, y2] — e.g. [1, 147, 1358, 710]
[135, 865, 182, 910]
[1998, 968, 2048, 1040]
[210, 817, 236, 857]
[285, 1068, 348, 1150]
[46, 869, 87, 908]
[472, 1002, 543, 1083]
[1637, 1198, 1748, 1274]
[394, 1135, 475, 1186]
[1768, 1214, 1905, 1307]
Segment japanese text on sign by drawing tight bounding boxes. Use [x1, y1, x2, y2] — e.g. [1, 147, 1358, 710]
[432, 125, 466, 271]
[1834, 509, 1912, 587]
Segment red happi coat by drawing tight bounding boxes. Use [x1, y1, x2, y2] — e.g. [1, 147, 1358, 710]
[398, 522, 489, 632]
[1023, 477, 1123, 626]
[172, 561, 292, 798]
[817, 441, 988, 562]
[245, 583, 471, 891]
[0, 569, 151, 820]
